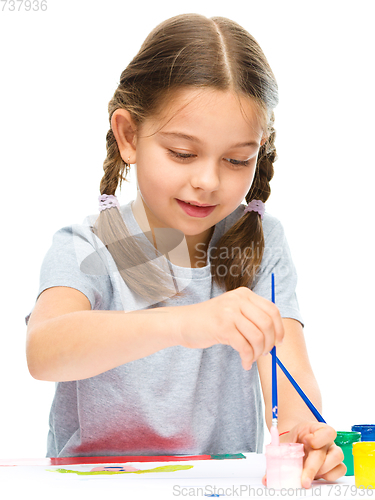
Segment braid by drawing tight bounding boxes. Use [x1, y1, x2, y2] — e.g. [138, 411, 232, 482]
[247, 112, 277, 204]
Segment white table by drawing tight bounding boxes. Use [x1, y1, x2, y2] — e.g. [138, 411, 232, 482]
[0, 452, 370, 499]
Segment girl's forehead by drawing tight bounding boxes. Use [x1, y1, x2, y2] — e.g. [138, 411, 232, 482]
[145, 87, 265, 137]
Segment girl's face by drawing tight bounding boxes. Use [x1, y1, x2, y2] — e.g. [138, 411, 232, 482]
[132, 88, 266, 264]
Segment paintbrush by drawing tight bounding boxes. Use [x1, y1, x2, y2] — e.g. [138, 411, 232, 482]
[269, 272, 326, 436]
[270, 273, 279, 445]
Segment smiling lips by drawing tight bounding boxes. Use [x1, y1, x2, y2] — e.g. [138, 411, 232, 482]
[176, 199, 217, 218]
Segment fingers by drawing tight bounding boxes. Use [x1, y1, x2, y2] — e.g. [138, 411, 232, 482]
[317, 462, 347, 482]
[234, 307, 268, 360]
[302, 424, 336, 450]
[207, 287, 284, 364]
[302, 445, 347, 488]
[222, 287, 284, 366]
[237, 287, 285, 346]
[314, 443, 345, 479]
[301, 447, 328, 488]
[301, 429, 344, 488]
[228, 327, 255, 370]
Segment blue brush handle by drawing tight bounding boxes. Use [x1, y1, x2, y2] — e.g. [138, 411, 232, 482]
[271, 274, 278, 421]
[271, 347, 277, 421]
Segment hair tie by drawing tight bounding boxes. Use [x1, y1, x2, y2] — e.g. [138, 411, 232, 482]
[98, 194, 120, 212]
[243, 199, 265, 219]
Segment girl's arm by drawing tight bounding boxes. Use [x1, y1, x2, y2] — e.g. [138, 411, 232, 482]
[26, 286, 181, 382]
[257, 318, 345, 488]
[27, 285, 284, 383]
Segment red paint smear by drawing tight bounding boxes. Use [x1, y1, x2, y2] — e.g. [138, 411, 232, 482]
[71, 426, 194, 458]
[0, 425, 205, 466]
[0, 454, 212, 466]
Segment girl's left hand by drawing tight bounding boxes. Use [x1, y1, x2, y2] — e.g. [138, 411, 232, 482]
[262, 422, 347, 489]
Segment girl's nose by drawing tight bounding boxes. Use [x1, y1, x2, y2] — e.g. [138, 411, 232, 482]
[190, 160, 220, 192]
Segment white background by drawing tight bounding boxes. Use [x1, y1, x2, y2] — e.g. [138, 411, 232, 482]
[1, 0, 374, 458]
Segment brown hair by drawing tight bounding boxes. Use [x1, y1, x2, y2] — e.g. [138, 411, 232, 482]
[91, 13, 278, 304]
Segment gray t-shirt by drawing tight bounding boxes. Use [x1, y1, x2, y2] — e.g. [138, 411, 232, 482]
[26, 201, 303, 458]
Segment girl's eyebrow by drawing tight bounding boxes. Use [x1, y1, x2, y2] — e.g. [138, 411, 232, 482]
[158, 131, 259, 148]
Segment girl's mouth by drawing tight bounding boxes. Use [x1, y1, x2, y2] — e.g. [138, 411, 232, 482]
[176, 199, 217, 218]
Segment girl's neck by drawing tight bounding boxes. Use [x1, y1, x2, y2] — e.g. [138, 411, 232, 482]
[131, 197, 214, 268]
[185, 226, 214, 268]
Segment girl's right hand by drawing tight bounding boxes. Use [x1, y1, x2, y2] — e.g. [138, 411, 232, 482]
[177, 286, 284, 370]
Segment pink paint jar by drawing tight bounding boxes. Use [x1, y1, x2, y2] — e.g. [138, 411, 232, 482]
[266, 443, 305, 489]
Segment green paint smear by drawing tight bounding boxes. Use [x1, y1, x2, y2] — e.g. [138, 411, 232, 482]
[210, 453, 245, 460]
[47, 465, 193, 476]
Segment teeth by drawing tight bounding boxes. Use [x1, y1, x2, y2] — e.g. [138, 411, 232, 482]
[182, 200, 210, 207]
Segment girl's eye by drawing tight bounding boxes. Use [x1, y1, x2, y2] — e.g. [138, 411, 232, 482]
[167, 150, 250, 167]
[224, 158, 250, 167]
[167, 150, 194, 160]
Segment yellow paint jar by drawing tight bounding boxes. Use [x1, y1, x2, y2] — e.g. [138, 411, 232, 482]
[353, 442, 375, 489]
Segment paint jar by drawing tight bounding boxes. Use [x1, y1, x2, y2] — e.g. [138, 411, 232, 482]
[353, 442, 375, 489]
[334, 431, 361, 476]
[265, 443, 304, 489]
[352, 425, 375, 441]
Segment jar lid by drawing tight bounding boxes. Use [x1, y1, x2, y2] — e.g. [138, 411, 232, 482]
[351, 424, 375, 432]
[353, 442, 375, 456]
[335, 431, 361, 445]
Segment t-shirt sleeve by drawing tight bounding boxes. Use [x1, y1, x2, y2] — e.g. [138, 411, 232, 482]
[25, 224, 111, 325]
[250, 216, 304, 327]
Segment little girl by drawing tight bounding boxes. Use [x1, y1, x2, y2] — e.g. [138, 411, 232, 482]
[25, 13, 345, 488]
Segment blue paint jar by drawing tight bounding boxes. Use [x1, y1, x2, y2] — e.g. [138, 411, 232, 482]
[351, 425, 375, 441]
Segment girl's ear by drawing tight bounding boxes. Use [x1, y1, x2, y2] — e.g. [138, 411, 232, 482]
[111, 109, 137, 163]
[260, 134, 268, 147]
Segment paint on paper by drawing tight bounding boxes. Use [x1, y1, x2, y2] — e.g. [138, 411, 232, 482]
[47, 464, 193, 475]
